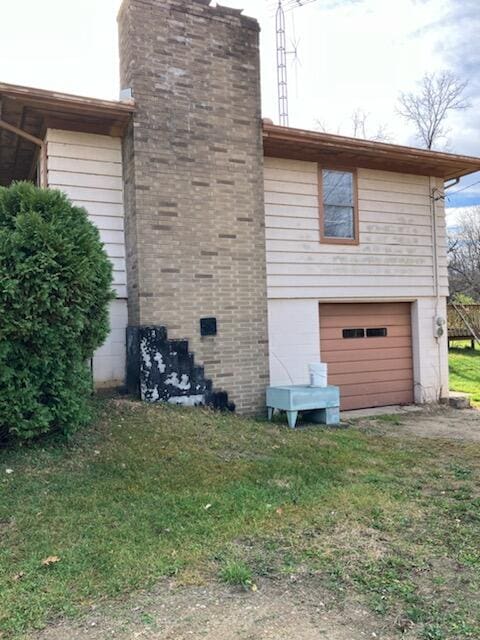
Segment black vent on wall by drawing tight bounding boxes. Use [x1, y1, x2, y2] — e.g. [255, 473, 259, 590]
[200, 317, 217, 337]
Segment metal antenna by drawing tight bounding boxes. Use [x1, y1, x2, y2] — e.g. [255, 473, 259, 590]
[276, 1, 289, 126]
[275, 0, 320, 127]
[290, 11, 301, 99]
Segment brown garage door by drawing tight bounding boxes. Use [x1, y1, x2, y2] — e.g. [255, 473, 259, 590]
[319, 303, 414, 411]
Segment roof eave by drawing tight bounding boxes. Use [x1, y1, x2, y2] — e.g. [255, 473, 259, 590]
[0, 82, 135, 116]
[262, 123, 480, 181]
[0, 82, 134, 137]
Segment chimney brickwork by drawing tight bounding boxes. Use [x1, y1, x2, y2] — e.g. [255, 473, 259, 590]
[118, 0, 269, 413]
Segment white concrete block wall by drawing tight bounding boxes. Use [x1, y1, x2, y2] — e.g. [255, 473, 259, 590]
[268, 299, 320, 386]
[411, 297, 449, 402]
[92, 299, 128, 385]
[46, 129, 127, 385]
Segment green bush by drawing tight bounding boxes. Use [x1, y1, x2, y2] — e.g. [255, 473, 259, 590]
[0, 182, 114, 441]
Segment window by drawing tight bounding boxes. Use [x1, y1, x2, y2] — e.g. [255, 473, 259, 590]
[319, 168, 358, 244]
[343, 327, 388, 339]
[343, 328, 365, 339]
[366, 328, 388, 338]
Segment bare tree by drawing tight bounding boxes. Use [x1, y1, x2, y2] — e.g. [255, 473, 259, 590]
[448, 207, 480, 301]
[316, 108, 391, 142]
[398, 72, 469, 149]
[350, 109, 392, 142]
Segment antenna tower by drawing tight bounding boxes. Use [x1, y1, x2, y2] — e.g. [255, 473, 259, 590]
[275, 0, 319, 127]
[276, 1, 289, 126]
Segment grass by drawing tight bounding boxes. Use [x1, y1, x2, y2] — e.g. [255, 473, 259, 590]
[219, 561, 254, 589]
[449, 341, 480, 405]
[373, 413, 404, 426]
[1, 400, 479, 639]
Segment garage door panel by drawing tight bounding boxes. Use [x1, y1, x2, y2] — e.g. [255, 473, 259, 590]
[320, 314, 411, 328]
[329, 368, 413, 386]
[341, 390, 413, 411]
[321, 336, 412, 353]
[319, 302, 414, 410]
[321, 347, 412, 364]
[338, 378, 413, 398]
[328, 357, 413, 376]
[320, 325, 411, 341]
[320, 303, 411, 317]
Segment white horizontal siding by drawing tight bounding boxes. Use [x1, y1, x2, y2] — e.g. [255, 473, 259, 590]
[264, 157, 448, 300]
[46, 129, 126, 299]
[265, 227, 446, 244]
[100, 243, 126, 259]
[48, 156, 123, 176]
[266, 240, 441, 259]
[268, 252, 434, 267]
[94, 216, 124, 231]
[268, 263, 435, 277]
[267, 215, 436, 235]
[48, 170, 123, 191]
[99, 229, 127, 245]
[264, 167, 317, 184]
[57, 185, 123, 204]
[267, 274, 439, 288]
[46, 129, 127, 385]
[48, 142, 122, 163]
[62, 201, 124, 217]
[271, 286, 440, 298]
[47, 129, 121, 150]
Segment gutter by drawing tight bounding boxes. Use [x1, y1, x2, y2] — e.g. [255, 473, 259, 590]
[444, 177, 460, 190]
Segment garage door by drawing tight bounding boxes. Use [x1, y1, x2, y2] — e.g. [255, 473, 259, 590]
[319, 303, 414, 411]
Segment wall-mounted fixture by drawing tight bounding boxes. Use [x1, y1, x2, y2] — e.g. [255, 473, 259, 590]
[200, 317, 217, 337]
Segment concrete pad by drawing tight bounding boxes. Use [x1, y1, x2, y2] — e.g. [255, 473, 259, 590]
[341, 404, 423, 420]
[448, 393, 471, 409]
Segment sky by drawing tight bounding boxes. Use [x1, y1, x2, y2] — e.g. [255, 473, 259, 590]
[0, 0, 479, 208]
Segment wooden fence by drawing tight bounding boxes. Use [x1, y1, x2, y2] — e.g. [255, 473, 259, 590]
[448, 304, 480, 348]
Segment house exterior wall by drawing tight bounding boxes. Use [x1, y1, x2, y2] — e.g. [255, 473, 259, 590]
[46, 129, 127, 384]
[265, 157, 449, 403]
[118, 0, 269, 413]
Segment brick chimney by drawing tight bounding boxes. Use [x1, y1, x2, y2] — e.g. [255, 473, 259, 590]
[118, 0, 269, 413]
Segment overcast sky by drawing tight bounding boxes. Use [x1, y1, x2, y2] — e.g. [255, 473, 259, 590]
[1, 0, 478, 207]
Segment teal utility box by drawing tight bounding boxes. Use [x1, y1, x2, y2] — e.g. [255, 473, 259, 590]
[266, 385, 340, 429]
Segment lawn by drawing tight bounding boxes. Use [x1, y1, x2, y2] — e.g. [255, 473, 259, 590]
[1, 401, 479, 639]
[449, 342, 480, 405]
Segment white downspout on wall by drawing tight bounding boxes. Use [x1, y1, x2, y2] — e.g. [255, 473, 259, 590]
[430, 177, 447, 400]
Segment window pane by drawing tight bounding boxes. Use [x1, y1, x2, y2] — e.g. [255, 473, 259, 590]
[343, 328, 365, 338]
[324, 205, 354, 238]
[323, 170, 353, 206]
[366, 328, 388, 337]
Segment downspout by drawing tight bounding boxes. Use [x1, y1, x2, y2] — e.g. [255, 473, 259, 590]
[429, 176, 459, 400]
[429, 177, 442, 399]
[430, 177, 440, 311]
[0, 119, 47, 187]
[444, 177, 460, 191]
[433, 176, 460, 308]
